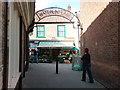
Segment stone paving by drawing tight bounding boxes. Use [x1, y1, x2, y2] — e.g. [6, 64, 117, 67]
[22, 62, 106, 89]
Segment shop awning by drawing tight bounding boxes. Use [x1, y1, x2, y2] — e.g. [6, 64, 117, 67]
[62, 47, 79, 51]
[37, 41, 75, 49]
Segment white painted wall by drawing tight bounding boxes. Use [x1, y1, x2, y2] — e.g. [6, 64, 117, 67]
[30, 23, 79, 48]
[30, 24, 74, 39]
[8, 3, 20, 88]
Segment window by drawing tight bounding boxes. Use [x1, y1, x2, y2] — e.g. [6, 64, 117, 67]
[57, 25, 66, 37]
[36, 25, 45, 37]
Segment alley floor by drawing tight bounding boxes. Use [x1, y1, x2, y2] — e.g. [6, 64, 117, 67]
[22, 62, 106, 89]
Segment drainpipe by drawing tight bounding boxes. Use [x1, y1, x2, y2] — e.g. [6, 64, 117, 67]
[26, 31, 29, 72]
[26, 20, 35, 71]
[2, 2, 8, 90]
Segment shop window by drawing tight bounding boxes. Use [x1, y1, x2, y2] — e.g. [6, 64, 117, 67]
[36, 25, 45, 37]
[57, 25, 66, 37]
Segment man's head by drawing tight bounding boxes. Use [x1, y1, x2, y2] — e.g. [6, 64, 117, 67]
[85, 48, 89, 53]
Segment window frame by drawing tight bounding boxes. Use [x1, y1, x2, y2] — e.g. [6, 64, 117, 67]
[36, 25, 45, 38]
[57, 25, 66, 37]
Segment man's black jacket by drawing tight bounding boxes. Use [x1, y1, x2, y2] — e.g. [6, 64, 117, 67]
[81, 53, 91, 65]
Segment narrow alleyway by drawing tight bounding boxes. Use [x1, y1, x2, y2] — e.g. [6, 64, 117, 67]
[22, 62, 106, 88]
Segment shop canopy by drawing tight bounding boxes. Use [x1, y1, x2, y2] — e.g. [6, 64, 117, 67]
[62, 47, 79, 51]
[37, 41, 75, 49]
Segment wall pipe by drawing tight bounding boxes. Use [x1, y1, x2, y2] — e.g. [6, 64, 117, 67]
[3, 2, 8, 89]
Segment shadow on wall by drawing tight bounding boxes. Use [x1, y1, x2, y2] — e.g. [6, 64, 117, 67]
[80, 2, 120, 88]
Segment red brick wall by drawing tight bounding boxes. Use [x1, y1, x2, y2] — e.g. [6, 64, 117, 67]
[119, 1, 120, 84]
[118, 2, 120, 88]
[80, 2, 119, 88]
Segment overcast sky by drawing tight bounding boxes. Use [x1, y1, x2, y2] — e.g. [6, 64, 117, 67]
[35, 0, 80, 12]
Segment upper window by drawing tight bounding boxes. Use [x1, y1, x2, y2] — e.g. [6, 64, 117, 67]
[36, 25, 45, 37]
[57, 25, 66, 37]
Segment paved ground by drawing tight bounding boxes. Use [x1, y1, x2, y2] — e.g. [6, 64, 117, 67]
[22, 62, 106, 88]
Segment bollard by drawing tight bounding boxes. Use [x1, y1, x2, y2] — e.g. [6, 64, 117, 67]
[56, 58, 58, 74]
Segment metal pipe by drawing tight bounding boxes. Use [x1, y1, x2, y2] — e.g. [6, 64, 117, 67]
[3, 2, 8, 89]
[75, 12, 80, 54]
[78, 25, 80, 53]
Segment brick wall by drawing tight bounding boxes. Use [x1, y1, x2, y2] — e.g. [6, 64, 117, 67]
[118, 2, 120, 88]
[80, 2, 110, 34]
[0, 2, 3, 89]
[80, 2, 119, 88]
[119, 2, 120, 87]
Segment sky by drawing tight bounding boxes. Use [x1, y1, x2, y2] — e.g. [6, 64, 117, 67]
[35, 0, 80, 12]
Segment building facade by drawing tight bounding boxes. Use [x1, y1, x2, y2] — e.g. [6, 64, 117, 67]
[0, 1, 35, 89]
[29, 7, 80, 60]
[29, 16, 77, 60]
[80, 1, 120, 88]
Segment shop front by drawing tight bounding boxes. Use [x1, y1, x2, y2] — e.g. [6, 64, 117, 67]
[36, 41, 76, 62]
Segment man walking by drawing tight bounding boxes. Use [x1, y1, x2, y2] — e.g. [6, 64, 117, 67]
[81, 48, 94, 83]
[32, 49, 38, 63]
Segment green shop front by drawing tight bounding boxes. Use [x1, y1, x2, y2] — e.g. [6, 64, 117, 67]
[37, 41, 77, 61]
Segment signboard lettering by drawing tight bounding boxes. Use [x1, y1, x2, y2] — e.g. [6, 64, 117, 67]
[35, 7, 75, 22]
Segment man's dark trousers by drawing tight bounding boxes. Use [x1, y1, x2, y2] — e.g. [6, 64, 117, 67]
[82, 64, 94, 83]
